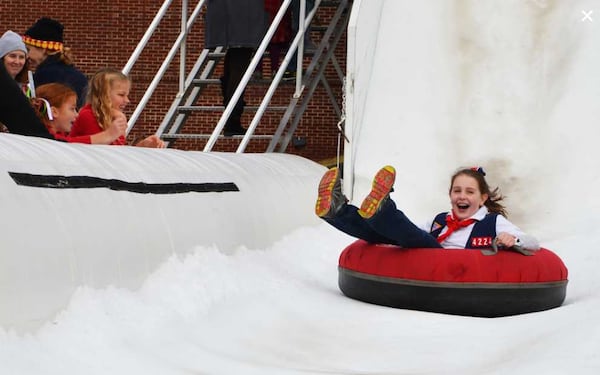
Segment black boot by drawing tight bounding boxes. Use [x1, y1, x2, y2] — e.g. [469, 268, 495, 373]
[223, 117, 246, 137]
[222, 97, 247, 136]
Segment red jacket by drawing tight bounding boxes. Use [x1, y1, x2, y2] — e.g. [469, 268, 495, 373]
[70, 104, 126, 145]
[264, 0, 291, 44]
[48, 127, 91, 144]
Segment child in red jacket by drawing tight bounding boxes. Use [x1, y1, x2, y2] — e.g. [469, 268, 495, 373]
[33, 82, 124, 144]
[70, 68, 164, 148]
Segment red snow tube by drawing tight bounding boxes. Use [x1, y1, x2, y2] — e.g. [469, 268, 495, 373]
[338, 240, 568, 317]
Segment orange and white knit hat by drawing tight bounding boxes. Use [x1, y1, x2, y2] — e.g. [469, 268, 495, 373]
[22, 17, 64, 52]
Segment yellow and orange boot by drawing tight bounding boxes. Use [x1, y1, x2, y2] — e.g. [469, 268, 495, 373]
[315, 167, 347, 219]
[358, 165, 396, 219]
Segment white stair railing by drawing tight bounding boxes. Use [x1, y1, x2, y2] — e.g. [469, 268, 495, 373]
[122, 0, 207, 135]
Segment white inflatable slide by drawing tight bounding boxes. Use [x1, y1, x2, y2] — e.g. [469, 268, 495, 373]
[0, 134, 324, 332]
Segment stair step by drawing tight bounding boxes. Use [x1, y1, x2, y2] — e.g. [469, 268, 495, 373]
[161, 133, 275, 140]
[191, 76, 287, 86]
[177, 105, 288, 112]
[192, 78, 221, 85]
[321, 0, 342, 6]
[310, 25, 328, 32]
[208, 52, 226, 59]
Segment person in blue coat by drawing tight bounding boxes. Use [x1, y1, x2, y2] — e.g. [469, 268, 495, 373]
[22, 17, 88, 109]
[315, 165, 539, 251]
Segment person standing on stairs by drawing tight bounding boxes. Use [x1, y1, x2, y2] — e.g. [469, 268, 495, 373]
[204, 0, 268, 136]
[264, 0, 292, 76]
[283, 0, 317, 81]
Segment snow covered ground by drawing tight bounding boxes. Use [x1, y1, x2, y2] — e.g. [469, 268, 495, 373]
[1, 1, 599, 373]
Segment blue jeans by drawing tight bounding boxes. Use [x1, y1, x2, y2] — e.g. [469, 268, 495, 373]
[324, 199, 442, 248]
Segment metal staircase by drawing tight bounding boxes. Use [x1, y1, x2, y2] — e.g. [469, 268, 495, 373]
[125, 0, 351, 153]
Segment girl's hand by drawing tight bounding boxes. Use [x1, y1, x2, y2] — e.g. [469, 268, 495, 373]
[109, 110, 127, 138]
[135, 134, 165, 148]
[495, 232, 519, 248]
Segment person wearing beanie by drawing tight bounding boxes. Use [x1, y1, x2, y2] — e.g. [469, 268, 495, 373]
[0, 30, 28, 82]
[22, 17, 88, 109]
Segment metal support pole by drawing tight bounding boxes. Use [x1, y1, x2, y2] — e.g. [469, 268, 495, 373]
[123, 0, 175, 75]
[295, 0, 306, 96]
[180, 0, 188, 95]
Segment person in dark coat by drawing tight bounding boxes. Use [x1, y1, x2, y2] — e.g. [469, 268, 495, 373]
[22, 17, 88, 109]
[0, 61, 54, 139]
[1, 63, 123, 144]
[205, 0, 268, 136]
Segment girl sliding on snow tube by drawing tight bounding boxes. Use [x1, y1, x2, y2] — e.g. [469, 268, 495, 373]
[315, 165, 539, 252]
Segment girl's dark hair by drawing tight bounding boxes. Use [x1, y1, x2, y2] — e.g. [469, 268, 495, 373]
[450, 167, 507, 217]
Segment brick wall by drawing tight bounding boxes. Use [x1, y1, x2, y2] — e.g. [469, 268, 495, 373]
[1, 1, 346, 163]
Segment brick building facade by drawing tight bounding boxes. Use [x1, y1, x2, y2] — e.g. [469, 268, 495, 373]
[0, 1, 347, 163]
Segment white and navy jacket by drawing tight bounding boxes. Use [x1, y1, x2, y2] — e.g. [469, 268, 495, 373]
[423, 206, 540, 250]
